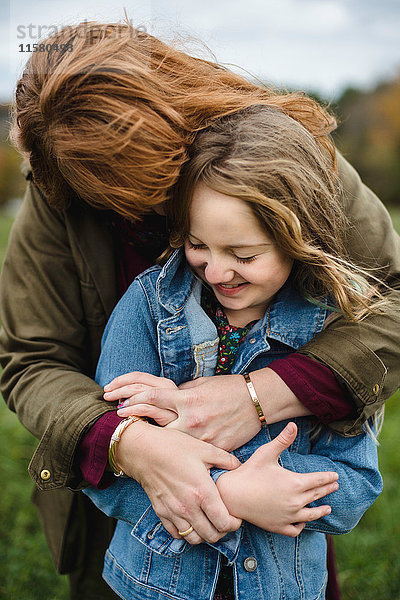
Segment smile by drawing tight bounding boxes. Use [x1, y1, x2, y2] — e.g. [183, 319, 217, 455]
[215, 282, 248, 296]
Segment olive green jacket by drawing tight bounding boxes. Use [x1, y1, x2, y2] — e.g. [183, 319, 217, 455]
[1, 155, 400, 573]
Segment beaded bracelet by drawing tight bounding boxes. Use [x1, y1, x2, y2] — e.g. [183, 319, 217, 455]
[109, 416, 146, 477]
[243, 373, 266, 425]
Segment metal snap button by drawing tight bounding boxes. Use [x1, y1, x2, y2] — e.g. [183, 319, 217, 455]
[249, 338, 256, 344]
[40, 469, 51, 481]
[243, 556, 257, 572]
[372, 384, 380, 395]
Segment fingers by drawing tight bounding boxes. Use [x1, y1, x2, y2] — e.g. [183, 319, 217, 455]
[302, 479, 339, 505]
[200, 492, 242, 534]
[116, 388, 183, 412]
[160, 517, 180, 539]
[117, 403, 177, 425]
[104, 372, 177, 392]
[158, 501, 233, 546]
[183, 501, 237, 545]
[174, 518, 203, 545]
[171, 482, 241, 545]
[208, 447, 241, 471]
[298, 470, 339, 493]
[280, 522, 306, 537]
[104, 383, 151, 401]
[297, 503, 332, 524]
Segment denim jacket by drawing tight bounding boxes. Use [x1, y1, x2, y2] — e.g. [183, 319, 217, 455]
[85, 249, 382, 600]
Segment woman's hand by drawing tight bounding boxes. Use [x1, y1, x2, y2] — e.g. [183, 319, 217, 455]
[114, 372, 260, 451]
[104, 372, 178, 425]
[216, 423, 339, 537]
[115, 419, 242, 545]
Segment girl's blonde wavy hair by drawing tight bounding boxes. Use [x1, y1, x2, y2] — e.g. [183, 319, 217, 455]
[169, 105, 384, 322]
[11, 20, 337, 220]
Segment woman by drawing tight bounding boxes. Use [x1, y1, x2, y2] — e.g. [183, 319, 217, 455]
[1, 20, 399, 600]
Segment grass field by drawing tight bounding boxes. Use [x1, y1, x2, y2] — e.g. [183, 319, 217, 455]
[0, 209, 400, 599]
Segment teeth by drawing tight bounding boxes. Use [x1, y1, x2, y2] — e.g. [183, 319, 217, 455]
[220, 283, 242, 288]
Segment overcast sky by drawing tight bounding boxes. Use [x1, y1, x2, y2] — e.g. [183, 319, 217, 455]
[2, 0, 400, 102]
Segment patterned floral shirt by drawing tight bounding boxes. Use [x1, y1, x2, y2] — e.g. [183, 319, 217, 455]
[202, 286, 258, 375]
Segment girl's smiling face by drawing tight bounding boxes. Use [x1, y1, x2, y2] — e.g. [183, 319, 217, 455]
[184, 183, 294, 327]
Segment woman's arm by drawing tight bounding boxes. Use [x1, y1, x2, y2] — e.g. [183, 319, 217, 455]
[109, 154, 400, 446]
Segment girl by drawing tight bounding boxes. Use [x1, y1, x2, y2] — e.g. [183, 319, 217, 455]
[84, 105, 383, 600]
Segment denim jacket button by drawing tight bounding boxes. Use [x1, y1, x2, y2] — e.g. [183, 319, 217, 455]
[249, 338, 256, 344]
[243, 556, 257, 572]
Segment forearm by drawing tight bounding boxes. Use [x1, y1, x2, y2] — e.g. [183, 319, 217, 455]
[249, 367, 311, 423]
[123, 363, 350, 453]
[1, 357, 116, 490]
[0, 287, 113, 490]
[215, 470, 245, 520]
[299, 303, 400, 435]
[244, 359, 351, 425]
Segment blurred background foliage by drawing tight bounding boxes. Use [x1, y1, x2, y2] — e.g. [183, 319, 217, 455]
[333, 75, 400, 206]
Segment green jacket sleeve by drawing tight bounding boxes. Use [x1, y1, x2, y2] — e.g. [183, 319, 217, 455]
[298, 153, 400, 435]
[0, 178, 117, 490]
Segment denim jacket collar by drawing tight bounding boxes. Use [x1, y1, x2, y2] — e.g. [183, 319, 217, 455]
[156, 249, 328, 349]
[156, 249, 198, 313]
[253, 277, 327, 349]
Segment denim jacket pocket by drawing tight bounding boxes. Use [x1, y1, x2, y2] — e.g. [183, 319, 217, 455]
[130, 505, 189, 557]
[193, 338, 219, 378]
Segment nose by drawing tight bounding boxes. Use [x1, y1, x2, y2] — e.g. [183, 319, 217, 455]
[203, 258, 235, 284]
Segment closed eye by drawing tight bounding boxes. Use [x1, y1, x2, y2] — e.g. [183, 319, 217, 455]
[187, 239, 206, 250]
[235, 255, 257, 264]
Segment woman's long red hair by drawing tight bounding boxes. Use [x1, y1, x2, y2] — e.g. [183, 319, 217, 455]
[11, 20, 337, 219]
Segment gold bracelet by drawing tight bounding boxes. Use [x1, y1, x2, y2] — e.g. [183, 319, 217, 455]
[109, 416, 146, 477]
[243, 373, 266, 425]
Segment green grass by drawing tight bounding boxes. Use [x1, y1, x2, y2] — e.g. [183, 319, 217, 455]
[0, 405, 69, 599]
[335, 393, 400, 599]
[0, 209, 400, 599]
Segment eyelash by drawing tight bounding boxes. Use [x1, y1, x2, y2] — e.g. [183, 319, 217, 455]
[236, 255, 257, 264]
[186, 240, 257, 264]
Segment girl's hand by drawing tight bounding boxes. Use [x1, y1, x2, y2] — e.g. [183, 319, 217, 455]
[103, 372, 178, 426]
[115, 420, 242, 545]
[216, 423, 339, 537]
